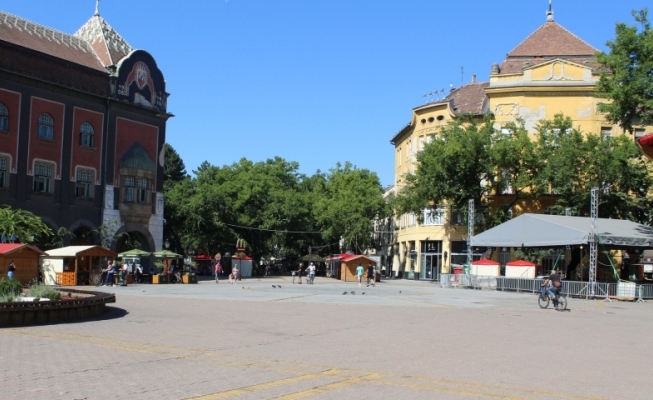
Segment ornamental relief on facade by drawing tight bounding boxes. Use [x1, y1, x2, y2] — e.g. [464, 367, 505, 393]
[494, 103, 519, 116]
[415, 126, 440, 135]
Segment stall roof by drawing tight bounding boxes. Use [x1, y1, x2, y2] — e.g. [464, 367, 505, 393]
[473, 214, 653, 248]
[472, 259, 499, 265]
[0, 243, 44, 255]
[44, 245, 117, 258]
[506, 260, 536, 267]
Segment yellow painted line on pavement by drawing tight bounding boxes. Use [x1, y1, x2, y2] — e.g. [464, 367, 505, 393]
[273, 374, 379, 400]
[187, 373, 324, 400]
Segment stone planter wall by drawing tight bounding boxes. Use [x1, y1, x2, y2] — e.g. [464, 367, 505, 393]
[0, 288, 116, 327]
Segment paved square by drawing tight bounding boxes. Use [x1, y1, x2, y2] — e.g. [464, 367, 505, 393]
[2, 277, 651, 399]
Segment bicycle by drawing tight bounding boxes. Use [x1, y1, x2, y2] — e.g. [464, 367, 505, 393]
[538, 287, 567, 311]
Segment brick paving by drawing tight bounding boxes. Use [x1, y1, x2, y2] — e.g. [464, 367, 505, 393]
[1, 277, 651, 399]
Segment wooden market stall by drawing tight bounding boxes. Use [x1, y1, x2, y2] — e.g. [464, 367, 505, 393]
[339, 254, 377, 282]
[0, 244, 45, 284]
[41, 246, 117, 286]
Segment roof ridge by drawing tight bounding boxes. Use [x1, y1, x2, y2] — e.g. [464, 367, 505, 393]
[0, 10, 90, 51]
[505, 21, 598, 59]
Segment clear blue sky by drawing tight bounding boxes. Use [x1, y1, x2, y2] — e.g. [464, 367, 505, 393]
[3, 0, 650, 187]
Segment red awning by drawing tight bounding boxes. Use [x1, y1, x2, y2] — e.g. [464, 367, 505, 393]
[636, 133, 653, 160]
[506, 260, 536, 267]
[471, 258, 499, 266]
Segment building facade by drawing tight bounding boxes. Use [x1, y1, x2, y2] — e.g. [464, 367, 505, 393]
[0, 8, 171, 252]
[390, 8, 652, 279]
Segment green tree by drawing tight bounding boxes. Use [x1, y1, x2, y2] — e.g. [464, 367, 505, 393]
[313, 162, 387, 253]
[537, 114, 653, 222]
[597, 9, 653, 133]
[163, 143, 188, 191]
[394, 118, 496, 230]
[0, 205, 52, 244]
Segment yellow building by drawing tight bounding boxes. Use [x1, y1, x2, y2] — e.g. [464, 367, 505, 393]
[389, 7, 650, 280]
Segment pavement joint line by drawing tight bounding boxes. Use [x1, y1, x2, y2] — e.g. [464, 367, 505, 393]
[376, 379, 607, 400]
[3, 329, 605, 399]
[272, 373, 381, 400]
[268, 294, 317, 302]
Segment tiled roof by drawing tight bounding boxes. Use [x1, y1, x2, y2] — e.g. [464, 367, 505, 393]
[499, 21, 599, 74]
[0, 10, 133, 72]
[74, 15, 133, 67]
[0, 243, 44, 255]
[0, 10, 106, 71]
[444, 82, 490, 115]
[119, 142, 157, 171]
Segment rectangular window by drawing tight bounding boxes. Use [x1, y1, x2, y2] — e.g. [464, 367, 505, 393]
[33, 163, 53, 193]
[38, 124, 53, 140]
[601, 127, 612, 140]
[0, 157, 6, 188]
[635, 129, 646, 139]
[136, 177, 149, 203]
[419, 136, 424, 152]
[422, 207, 445, 226]
[75, 169, 94, 199]
[124, 176, 135, 202]
[0, 116, 7, 131]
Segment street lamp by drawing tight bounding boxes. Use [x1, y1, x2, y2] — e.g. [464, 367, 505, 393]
[164, 239, 170, 249]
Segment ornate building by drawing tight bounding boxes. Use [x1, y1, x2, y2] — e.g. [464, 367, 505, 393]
[0, 6, 172, 252]
[389, 6, 652, 279]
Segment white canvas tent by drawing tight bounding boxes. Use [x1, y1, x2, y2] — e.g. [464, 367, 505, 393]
[472, 214, 653, 248]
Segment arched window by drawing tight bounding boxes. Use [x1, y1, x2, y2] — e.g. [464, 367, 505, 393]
[38, 113, 54, 140]
[80, 122, 94, 147]
[0, 103, 8, 131]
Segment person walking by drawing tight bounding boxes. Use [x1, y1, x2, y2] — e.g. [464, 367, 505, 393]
[297, 263, 304, 284]
[120, 261, 129, 286]
[103, 260, 117, 287]
[7, 260, 16, 280]
[214, 253, 222, 283]
[356, 263, 364, 287]
[307, 262, 316, 284]
[366, 263, 376, 287]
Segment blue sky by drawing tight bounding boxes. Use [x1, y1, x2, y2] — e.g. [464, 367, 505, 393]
[2, 0, 651, 187]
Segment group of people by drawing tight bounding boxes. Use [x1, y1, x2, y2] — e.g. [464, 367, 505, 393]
[356, 262, 376, 287]
[100, 259, 132, 287]
[98, 259, 142, 286]
[213, 253, 240, 284]
[292, 262, 316, 284]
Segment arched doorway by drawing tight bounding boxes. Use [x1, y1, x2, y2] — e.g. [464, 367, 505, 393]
[71, 226, 94, 246]
[116, 231, 150, 253]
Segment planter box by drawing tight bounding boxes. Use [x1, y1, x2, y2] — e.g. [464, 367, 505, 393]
[152, 275, 168, 284]
[182, 275, 198, 284]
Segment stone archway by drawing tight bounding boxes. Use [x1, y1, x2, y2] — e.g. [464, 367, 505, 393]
[112, 223, 155, 253]
[69, 219, 99, 246]
[34, 217, 59, 251]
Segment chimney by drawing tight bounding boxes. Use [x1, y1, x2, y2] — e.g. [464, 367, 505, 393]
[471, 74, 476, 83]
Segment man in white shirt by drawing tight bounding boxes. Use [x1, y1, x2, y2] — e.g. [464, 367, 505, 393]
[307, 263, 316, 284]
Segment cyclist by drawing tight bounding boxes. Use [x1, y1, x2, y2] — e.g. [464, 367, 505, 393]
[541, 269, 562, 299]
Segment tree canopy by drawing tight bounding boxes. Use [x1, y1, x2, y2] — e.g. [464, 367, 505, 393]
[163, 155, 388, 262]
[597, 9, 653, 133]
[0, 205, 52, 244]
[394, 114, 653, 233]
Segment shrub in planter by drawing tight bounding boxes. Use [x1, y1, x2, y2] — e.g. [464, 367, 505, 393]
[0, 278, 22, 299]
[27, 283, 62, 301]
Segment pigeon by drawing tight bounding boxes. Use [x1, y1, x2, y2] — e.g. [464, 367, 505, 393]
[362, 292, 366, 295]
[272, 285, 277, 288]
[342, 292, 347, 295]
[350, 291, 355, 295]
[399, 291, 402, 294]
[141, 289, 145, 292]
[278, 285, 281, 288]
